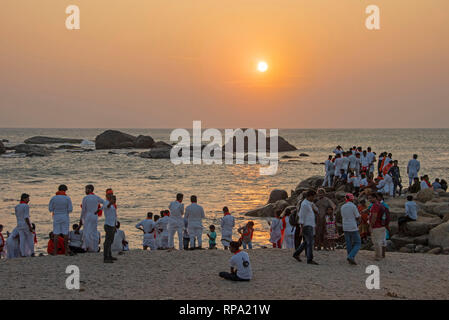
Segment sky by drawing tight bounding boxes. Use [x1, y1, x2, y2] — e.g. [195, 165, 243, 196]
[0, 0, 448, 128]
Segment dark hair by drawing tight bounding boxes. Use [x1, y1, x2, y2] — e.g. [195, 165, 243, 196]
[176, 193, 183, 201]
[58, 184, 68, 192]
[72, 224, 79, 230]
[20, 193, 29, 201]
[223, 206, 229, 213]
[376, 192, 384, 200]
[407, 195, 413, 201]
[147, 212, 153, 218]
[160, 210, 165, 215]
[0, 224, 3, 229]
[229, 241, 240, 250]
[116, 221, 121, 229]
[413, 154, 418, 159]
[86, 184, 94, 192]
[190, 195, 197, 203]
[154, 215, 160, 221]
[274, 210, 281, 217]
[209, 225, 215, 230]
[306, 190, 316, 198]
[31, 223, 36, 231]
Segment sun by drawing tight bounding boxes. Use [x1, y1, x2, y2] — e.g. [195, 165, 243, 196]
[257, 61, 268, 72]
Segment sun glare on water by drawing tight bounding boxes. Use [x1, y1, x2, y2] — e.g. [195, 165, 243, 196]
[257, 61, 268, 72]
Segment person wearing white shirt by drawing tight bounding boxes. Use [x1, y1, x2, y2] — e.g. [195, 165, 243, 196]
[111, 221, 128, 252]
[219, 241, 252, 281]
[184, 195, 206, 249]
[293, 191, 318, 264]
[15, 193, 34, 257]
[282, 209, 296, 249]
[322, 155, 334, 187]
[341, 152, 350, 173]
[102, 194, 117, 262]
[348, 153, 357, 172]
[156, 210, 170, 249]
[68, 224, 85, 253]
[136, 212, 156, 250]
[407, 154, 421, 186]
[334, 154, 344, 179]
[78, 185, 104, 252]
[341, 194, 361, 265]
[268, 211, 283, 248]
[367, 147, 376, 175]
[48, 184, 73, 255]
[168, 193, 185, 250]
[398, 195, 418, 234]
[221, 206, 235, 250]
[333, 146, 344, 156]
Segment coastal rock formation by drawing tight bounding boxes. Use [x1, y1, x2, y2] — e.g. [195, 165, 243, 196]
[429, 222, 449, 248]
[139, 146, 172, 159]
[294, 176, 324, 193]
[95, 130, 156, 149]
[268, 189, 288, 204]
[13, 144, 52, 157]
[0, 141, 5, 154]
[299, 153, 309, 157]
[24, 136, 83, 144]
[222, 129, 297, 153]
[416, 188, 434, 203]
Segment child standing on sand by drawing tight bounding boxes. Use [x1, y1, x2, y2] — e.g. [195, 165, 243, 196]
[238, 221, 254, 249]
[324, 207, 338, 250]
[218, 241, 252, 282]
[207, 225, 217, 249]
[269, 210, 283, 248]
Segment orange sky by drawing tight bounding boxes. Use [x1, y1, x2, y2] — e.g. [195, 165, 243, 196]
[0, 0, 448, 128]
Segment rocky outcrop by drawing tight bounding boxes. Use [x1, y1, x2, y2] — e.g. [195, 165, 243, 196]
[13, 144, 52, 157]
[299, 153, 309, 157]
[429, 222, 449, 248]
[268, 189, 288, 204]
[222, 129, 297, 153]
[245, 200, 291, 217]
[24, 136, 83, 144]
[0, 141, 5, 154]
[416, 188, 434, 203]
[139, 146, 172, 159]
[95, 130, 156, 149]
[294, 176, 324, 193]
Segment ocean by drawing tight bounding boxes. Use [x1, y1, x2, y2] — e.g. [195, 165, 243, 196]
[1, 128, 449, 252]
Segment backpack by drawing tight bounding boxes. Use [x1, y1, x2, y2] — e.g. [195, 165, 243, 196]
[377, 203, 390, 226]
[288, 207, 299, 227]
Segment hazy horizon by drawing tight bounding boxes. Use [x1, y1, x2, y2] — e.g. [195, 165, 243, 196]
[1, 0, 448, 128]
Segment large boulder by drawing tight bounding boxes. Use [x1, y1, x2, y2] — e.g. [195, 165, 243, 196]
[429, 222, 449, 248]
[404, 219, 441, 237]
[0, 141, 5, 154]
[24, 136, 83, 144]
[139, 147, 172, 159]
[419, 203, 449, 218]
[268, 189, 288, 204]
[294, 176, 324, 192]
[13, 144, 52, 157]
[416, 188, 434, 203]
[95, 130, 137, 149]
[222, 129, 297, 153]
[245, 203, 275, 217]
[135, 135, 155, 149]
[390, 234, 415, 248]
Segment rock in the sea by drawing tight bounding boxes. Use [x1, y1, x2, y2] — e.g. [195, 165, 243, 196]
[299, 153, 309, 157]
[13, 144, 52, 157]
[428, 221, 449, 248]
[135, 135, 155, 149]
[24, 136, 83, 144]
[0, 141, 5, 154]
[427, 247, 441, 254]
[222, 129, 297, 153]
[139, 147, 172, 159]
[56, 145, 83, 150]
[416, 188, 434, 203]
[153, 141, 172, 149]
[268, 189, 288, 204]
[245, 203, 275, 217]
[95, 130, 137, 149]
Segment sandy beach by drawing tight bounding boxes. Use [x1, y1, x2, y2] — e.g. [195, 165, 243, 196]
[1, 249, 448, 300]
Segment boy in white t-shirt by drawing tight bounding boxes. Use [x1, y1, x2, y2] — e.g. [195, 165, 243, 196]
[219, 241, 252, 281]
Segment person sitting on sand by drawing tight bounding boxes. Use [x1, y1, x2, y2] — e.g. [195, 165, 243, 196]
[324, 207, 339, 251]
[111, 221, 128, 253]
[268, 210, 283, 248]
[68, 224, 85, 253]
[218, 241, 252, 282]
[432, 178, 442, 190]
[398, 195, 418, 234]
[238, 221, 254, 249]
[136, 212, 156, 251]
[420, 175, 431, 190]
[440, 179, 448, 192]
[207, 225, 217, 249]
[47, 232, 65, 255]
[221, 207, 235, 250]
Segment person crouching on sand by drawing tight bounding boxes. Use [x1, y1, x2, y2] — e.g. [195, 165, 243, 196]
[219, 241, 252, 282]
[136, 212, 156, 250]
[207, 225, 217, 249]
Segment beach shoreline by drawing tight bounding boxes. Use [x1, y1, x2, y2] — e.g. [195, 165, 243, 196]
[1, 248, 448, 300]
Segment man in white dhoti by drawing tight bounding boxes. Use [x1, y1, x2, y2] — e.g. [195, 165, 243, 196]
[367, 147, 376, 177]
[15, 193, 34, 257]
[78, 185, 104, 252]
[334, 154, 344, 182]
[341, 152, 350, 174]
[168, 193, 185, 250]
[136, 212, 156, 250]
[156, 210, 169, 249]
[407, 154, 421, 186]
[184, 195, 206, 250]
[348, 152, 357, 174]
[48, 184, 73, 255]
[221, 206, 235, 250]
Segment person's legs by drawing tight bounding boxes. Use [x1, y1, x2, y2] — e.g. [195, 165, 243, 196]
[196, 227, 202, 248]
[248, 241, 253, 249]
[242, 242, 247, 249]
[372, 227, 384, 260]
[219, 272, 246, 281]
[168, 225, 176, 248]
[294, 227, 302, 249]
[177, 226, 183, 250]
[304, 226, 315, 262]
[344, 232, 352, 256]
[103, 225, 115, 260]
[348, 231, 361, 260]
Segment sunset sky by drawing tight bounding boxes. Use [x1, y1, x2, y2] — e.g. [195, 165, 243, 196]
[0, 0, 448, 128]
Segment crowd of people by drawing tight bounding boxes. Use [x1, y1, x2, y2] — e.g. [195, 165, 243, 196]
[0, 145, 446, 281]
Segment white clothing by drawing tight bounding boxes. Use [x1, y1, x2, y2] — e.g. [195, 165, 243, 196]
[298, 199, 316, 228]
[341, 157, 350, 172]
[350, 176, 361, 188]
[405, 201, 418, 220]
[361, 155, 370, 167]
[6, 229, 21, 259]
[341, 202, 360, 232]
[15, 203, 30, 230]
[420, 181, 429, 190]
[269, 218, 282, 243]
[360, 178, 368, 187]
[80, 194, 104, 252]
[348, 154, 357, 169]
[168, 201, 184, 249]
[69, 230, 83, 248]
[230, 251, 252, 280]
[102, 201, 117, 227]
[334, 158, 344, 177]
[156, 216, 169, 248]
[221, 214, 235, 244]
[407, 159, 420, 180]
[49, 194, 72, 235]
[111, 229, 126, 252]
[282, 218, 296, 249]
[185, 203, 205, 248]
